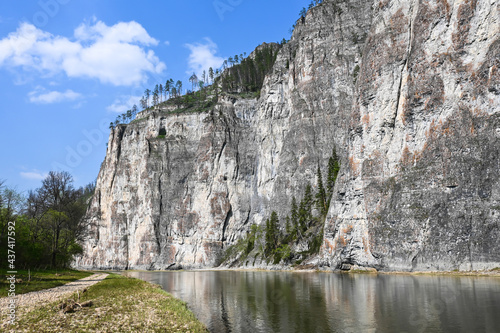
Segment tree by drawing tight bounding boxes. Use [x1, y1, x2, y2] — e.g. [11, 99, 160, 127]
[153, 84, 159, 106]
[26, 171, 89, 268]
[176, 80, 183, 96]
[144, 89, 151, 108]
[189, 73, 198, 91]
[326, 149, 340, 197]
[290, 196, 299, 237]
[209, 67, 214, 84]
[132, 104, 138, 118]
[298, 184, 313, 232]
[165, 79, 172, 100]
[315, 165, 327, 216]
[140, 97, 147, 110]
[265, 211, 279, 257]
[159, 84, 163, 103]
[299, 7, 307, 17]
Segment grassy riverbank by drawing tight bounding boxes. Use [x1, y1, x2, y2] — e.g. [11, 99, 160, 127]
[13, 273, 208, 332]
[0, 269, 92, 297]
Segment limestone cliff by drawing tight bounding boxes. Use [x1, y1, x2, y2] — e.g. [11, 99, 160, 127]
[75, 0, 499, 271]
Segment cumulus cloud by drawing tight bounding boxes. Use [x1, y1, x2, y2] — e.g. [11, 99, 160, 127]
[28, 87, 82, 104]
[20, 170, 47, 180]
[185, 38, 224, 77]
[107, 95, 141, 113]
[0, 20, 166, 86]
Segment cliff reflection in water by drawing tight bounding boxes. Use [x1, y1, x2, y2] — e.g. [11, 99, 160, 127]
[124, 271, 500, 333]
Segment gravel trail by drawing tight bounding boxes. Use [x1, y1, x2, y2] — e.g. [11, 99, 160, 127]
[1, 273, 108, 326]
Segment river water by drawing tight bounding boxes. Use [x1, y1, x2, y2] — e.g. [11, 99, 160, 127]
[124, 270, 500, 333]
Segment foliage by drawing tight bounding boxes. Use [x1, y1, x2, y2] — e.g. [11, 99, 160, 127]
[221, 148, 340, 266]
[217, 44, 281, 94]
[0, 173, 94, 269]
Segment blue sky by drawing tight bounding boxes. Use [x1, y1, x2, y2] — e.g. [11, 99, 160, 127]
[0, 0, 309, 193]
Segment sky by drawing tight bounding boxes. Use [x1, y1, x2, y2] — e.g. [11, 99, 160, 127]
[0, 0, 310, 194]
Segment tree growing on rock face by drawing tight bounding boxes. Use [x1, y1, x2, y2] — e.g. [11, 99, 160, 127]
[144, 89, 151, 108]
[326, 149, 340, 199]
[265, 211, 280, 257]
[176, 80, 183, 96]
[153, 84, 159, 106]
[316, 165, 327, 216]
[299, 184, 314, 231]
[209, 67, 214, 84]
[189, 73, 198, 91]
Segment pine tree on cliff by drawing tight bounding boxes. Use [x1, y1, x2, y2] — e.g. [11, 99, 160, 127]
[326, 149, 340, 198]
[189, 73, 198, 91]
[144, 89, 151, 108]
[153, 84, 159, 106]
[315, 165, 327, 216]
[298, 184, 313, 232]
[290, 196, 299, 239]
[265, 211, 279, 257]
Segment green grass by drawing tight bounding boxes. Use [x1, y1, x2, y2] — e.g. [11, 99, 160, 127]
[14, 273, 208, 332]
[0, 269, 93, 297]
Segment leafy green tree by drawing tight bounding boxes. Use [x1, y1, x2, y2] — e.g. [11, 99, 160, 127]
[159, 84, 163, 103]
[24, 172, 92, 268]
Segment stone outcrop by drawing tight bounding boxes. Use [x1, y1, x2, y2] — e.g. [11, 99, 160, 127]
[75, 0, 500, 271]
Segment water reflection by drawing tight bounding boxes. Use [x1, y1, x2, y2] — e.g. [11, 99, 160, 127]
[124, 271, 500, 333]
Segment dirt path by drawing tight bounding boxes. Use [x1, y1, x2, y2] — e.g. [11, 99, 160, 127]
[1, 273, 108, 327]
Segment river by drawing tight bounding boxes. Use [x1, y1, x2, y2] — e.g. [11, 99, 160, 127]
[124, 270, 500, 333]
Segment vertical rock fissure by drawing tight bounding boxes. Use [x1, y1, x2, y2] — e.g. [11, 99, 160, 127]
[221, 203, 233, 248]
[392, 1, 416, 131]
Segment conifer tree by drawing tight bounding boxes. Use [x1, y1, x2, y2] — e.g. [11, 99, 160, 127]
[290, 196, 299, 236]
[265, 211, 279, 257]
[144, 89, 151, 108]
[326, 149, 340, 197]
[315, 165, 327, 216]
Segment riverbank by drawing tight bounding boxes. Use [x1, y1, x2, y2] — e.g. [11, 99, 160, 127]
[160, 265, 500, 277]
[8, 273, 208, 332]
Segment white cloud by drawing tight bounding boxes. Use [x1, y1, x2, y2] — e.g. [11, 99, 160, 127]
[28, 87, 82, 104]
[20, 170, 47, 180]
[185, 38, 224, 77]
[0, 20, 166, 86]
[164, 41, 170, 46]
[107, 95, 141, 113]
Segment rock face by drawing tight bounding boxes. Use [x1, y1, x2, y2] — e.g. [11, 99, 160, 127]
[75, 0, 500, 271]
